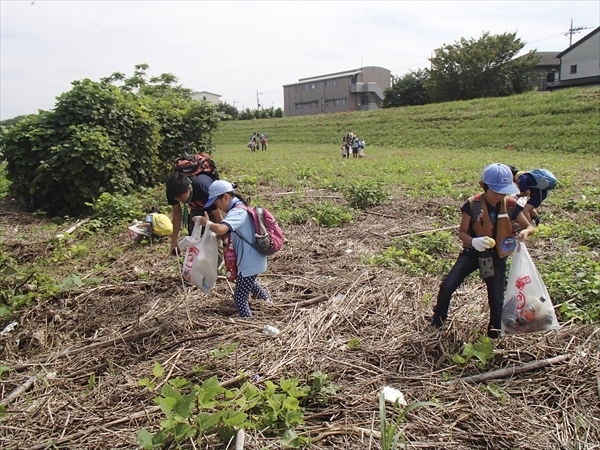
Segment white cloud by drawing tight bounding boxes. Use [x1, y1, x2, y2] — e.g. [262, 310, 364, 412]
[1, 0, 598, 119]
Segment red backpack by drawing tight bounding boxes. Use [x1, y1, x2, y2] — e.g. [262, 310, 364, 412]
[173, 153, 219, 180]
[233, 204, 284, 256]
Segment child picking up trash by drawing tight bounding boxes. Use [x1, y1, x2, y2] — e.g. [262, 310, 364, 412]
[128, 207, 173, 243]
[430, 163, 535, 338]
[195, 180, 271, 318]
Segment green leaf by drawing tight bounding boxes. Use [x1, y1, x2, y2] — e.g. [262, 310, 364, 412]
[0, 365, 11, 378]
[278, 428, 301, 448]
[157, 396, 177, 416]
[137, 429, 155, 449]
[152, 362, 165, 378]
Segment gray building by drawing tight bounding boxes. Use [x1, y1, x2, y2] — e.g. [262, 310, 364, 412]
[283, 66, 391, 117]
[532, 52, 560, 91]
[548, 26, 600, 91]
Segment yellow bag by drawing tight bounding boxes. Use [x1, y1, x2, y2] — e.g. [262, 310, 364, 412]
[149, 213, 173, 237]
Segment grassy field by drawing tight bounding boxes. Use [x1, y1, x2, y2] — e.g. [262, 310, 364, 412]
[213, 88, 599, 152]
[209, 88, 599, 216]
[1, 88, 599, 449]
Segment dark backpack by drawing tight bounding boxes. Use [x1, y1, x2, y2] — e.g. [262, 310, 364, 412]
[173, 153, 219, 180]
[233, 204, 284, 256]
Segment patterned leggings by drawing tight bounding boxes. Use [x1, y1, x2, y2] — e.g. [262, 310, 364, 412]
[233, 274, 270, 318]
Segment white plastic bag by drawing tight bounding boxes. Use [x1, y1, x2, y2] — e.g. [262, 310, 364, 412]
[502, 243, 559, 335]
[182, 225, 219, 294]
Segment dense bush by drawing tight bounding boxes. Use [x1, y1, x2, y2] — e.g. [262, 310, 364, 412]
[0, 65, 221, 217]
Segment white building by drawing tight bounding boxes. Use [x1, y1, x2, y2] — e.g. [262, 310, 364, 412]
[548, 26, 600, 91]
[191, 91, 222, 105]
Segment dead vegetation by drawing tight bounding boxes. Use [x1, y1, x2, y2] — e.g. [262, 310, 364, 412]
[1, 190, 599, 450]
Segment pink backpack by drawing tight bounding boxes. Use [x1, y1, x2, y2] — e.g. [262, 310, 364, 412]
[233, 204, 284, 255]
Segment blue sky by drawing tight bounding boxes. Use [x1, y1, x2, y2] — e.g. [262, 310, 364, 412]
[1, 0, 598, 120]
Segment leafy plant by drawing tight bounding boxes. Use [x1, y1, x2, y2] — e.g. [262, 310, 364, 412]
[209, 342, 239, 358]
[137, 365, 312, 449]
[479, 382, 506, 402]
[450, 336, 494, 370]
[344, 179, 390, 209]
[87, 192, 145, 227]
[347, 337, 361, 350]
[310, 202, 352, 228]
[362, 231, 457, 276]
[539, 251, 600, 321]
[0, 261, 36, 318]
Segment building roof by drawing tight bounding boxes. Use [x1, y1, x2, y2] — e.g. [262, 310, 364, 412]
[191, 91, 221, 97]
[283, 66, 390, 87]
[556, 26, 600, 59]
[547, 75, 600, 90]
[534, 52, 560, 66]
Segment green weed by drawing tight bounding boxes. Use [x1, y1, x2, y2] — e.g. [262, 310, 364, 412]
[137, 364, 314, 449]
[449, 335, 494, 371]
[310, 202, 353, 228]
[347, 337, 361, 350]
[344, 179, 391, 209]
[363, 231, 457, 276]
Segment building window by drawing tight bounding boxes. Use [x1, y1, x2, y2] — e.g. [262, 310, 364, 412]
[334, 99, 347, 106]
[570, 64, 577, 74]
[326, 80, 338, 87]
[295, 86, 298, 92]
[203, 96, 207, 101]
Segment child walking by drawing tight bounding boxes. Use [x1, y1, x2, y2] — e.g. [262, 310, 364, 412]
[196, 180, 271, 318]
[430, 163, 535, 338]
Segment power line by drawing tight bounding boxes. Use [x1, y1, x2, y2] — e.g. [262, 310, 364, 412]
[563, 19, 594, 46]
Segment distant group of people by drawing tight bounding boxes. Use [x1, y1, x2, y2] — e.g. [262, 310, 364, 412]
[248, 132, 268, 151]
[341, 132, 365, 158]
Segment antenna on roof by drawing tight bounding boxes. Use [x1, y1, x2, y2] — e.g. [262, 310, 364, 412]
[564, 19, 593, 46]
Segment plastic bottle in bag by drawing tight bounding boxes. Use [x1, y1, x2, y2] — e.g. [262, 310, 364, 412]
[224, 240, 238, 281]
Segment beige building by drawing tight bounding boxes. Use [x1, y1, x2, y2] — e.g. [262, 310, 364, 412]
[283, 66, 391, 117]
[191, 91, 222, 105]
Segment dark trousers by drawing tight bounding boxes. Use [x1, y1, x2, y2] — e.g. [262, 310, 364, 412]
[433, 247, 507, 338]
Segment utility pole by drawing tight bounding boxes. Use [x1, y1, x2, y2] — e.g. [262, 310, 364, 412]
[564, 19, 590, 46]
[256, 90, 263, 110]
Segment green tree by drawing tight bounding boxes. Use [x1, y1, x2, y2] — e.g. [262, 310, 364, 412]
[426, 31, 540, 103]
[0, 65, 221, 216]
[217, 102, 240, 120]
[382, 69, 430, 108]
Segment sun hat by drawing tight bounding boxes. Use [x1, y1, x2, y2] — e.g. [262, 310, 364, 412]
[481, 163, 519, 195]
[204, 180, 235, 207]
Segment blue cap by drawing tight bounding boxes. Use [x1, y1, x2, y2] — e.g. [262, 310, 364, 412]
[481, 163, 519, 195]
[204, 180, 235, 207]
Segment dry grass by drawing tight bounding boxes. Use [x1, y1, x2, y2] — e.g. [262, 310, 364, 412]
[1, 190, 599, 450]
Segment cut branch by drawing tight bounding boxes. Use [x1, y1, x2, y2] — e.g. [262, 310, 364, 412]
[449, 354, 569, 384]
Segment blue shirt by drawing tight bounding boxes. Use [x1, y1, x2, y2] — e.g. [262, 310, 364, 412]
[222, 198, 268, 277]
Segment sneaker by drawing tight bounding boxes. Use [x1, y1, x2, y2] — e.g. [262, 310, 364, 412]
[533, 216, 540, 226]
[430, 315, 444, 329]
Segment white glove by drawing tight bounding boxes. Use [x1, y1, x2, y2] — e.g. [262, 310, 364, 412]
[471, 236, 492, 252]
